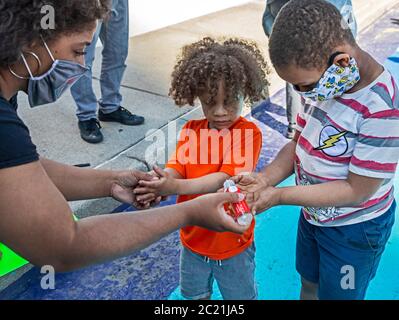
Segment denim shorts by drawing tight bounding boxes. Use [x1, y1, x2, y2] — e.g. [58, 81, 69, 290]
[296, 201, 396, 300]
[180, 243, 257, 300]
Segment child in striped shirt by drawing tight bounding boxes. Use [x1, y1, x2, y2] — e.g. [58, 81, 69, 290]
[234, 0, 399, 299]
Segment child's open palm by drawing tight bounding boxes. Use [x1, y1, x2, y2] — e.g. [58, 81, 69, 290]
[135, 166, 177, 198]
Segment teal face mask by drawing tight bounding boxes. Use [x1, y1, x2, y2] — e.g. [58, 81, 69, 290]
[294, 53, 361, 102]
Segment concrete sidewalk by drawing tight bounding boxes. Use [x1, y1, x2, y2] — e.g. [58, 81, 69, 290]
[2, 0, 399, 292]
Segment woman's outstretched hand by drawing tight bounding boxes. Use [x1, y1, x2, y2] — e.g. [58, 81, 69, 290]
[186, 192, 252, 234]
[110, 170, 158, 209]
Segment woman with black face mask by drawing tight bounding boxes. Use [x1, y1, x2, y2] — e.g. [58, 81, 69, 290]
[0, 0, 248, 272]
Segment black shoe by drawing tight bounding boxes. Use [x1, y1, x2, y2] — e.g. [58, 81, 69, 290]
[78, 118, 104, 144]
[99, 106, 145, 126]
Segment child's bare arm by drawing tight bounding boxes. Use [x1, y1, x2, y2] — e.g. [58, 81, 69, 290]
[233, 131, 299, 194]
[135, 166, 230, 197]
[164, 167, 184, 179]
[173, 172, 230, 195]
[248, 172, 384, 213]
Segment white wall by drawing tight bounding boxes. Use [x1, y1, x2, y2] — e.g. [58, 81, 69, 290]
[129, 0, 251, 36]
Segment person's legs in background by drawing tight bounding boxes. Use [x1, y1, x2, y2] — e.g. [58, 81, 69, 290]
[261, 1, 275, 37]
[285, 83, 301, 138]
[263, 0, 299, 139]
[327, 0, 358, 37]
[97, 0, 128, 115]
[71, 22, 104, 143]
[71, 0, 144, 144]
[97, 0, 145, 127]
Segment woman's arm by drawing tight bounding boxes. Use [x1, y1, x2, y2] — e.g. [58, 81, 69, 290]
[40, 157, 153, 203]
[0, 161, 248, 272]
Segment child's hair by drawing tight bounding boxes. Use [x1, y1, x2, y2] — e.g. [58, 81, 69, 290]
[269, 0, 356, 70]
[170, 37, 270, 107]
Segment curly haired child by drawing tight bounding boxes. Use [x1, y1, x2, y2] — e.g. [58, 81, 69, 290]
[134, 37, 269, 300]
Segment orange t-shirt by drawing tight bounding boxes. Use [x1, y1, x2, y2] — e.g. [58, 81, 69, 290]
[166, 116, 262, 260]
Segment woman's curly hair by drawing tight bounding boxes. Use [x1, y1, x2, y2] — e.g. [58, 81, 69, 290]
[0, 0, 110, 68]
[170, 37, 270, 107]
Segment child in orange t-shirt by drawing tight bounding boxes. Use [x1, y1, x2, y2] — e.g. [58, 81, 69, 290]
[134, 37, 269, 300]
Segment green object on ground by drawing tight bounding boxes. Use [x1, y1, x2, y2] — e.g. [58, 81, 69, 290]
[0, 243, 28, 277]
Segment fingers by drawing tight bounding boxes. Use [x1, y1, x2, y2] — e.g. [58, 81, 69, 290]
[139, 179, 163, 188]
[153, 165, 167, 178]
[133, 170, 154, 182]
[244, 192, 255, 206]
[207, 193, 249, 233]
[148, 170, 158, 177]
[250, 192, 269, 215]
[138, 196, 162, 209]
[238, 182, 264, 194]
[230, 175, 243, 184]
[217, 208, 251, 234]
[135, 194, 159, 209]
[134, 186, 156, 195]
[236, 178, 257, 191]
[219, 191, 246, 204]
[136, 193, 157, 203]
[151, 196, 162, 207]
[211, 190, 245, 207]
[237, 184, 259, 195]
[133, 199, 150, 210]
[135, 179, 163, 193]
[236, 184, 251, 193]
[189, 193, 251, 234]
